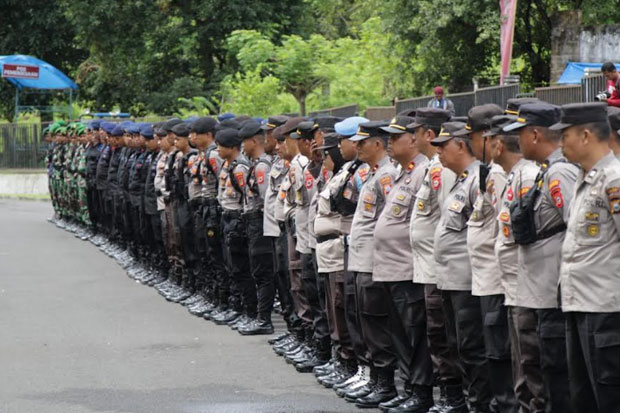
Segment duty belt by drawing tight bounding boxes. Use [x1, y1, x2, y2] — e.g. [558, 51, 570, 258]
[242, 209, 263, 220]
[222, 209, 242, 218]
[316, 234, 339, 244]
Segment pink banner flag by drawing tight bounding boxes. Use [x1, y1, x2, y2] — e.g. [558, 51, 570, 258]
[500, 0, 518, 84]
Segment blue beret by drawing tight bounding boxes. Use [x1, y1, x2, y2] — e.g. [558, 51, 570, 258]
[217, 113, 235, 122]
[101, 122, 115, 134]
[90, 120, 102, 130]
[335, 116, 370, 137]
[127, 124, 141, 134]
[140, 125, 154, 139]
[110, 125, 124, 137]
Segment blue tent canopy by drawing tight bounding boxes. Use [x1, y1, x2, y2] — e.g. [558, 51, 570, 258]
[558, 62, 620, 84]
[0, 55, 78, 91]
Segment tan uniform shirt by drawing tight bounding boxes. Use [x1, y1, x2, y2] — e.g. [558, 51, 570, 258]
[434, 160, 480, 291]
[314, 170, 345, 273]
[290, 153, 311, 253]
[199, 144, 223, 200]
[340, 161, 370, 235]
[264, 156, 288, 236]
[467, 162, 507, 296]
[410, 154, 456, 284]
[243, 153, 271, 213]
[154, 151, 168, 211]
[495, 158, 539, 306]
[186, 149, 206, 201]
[348, 156, 397, 274]
[217, 154, 250, 212]
[517, 148, 578, 309]
[561, 152, 620, 312]
[373, 154, 428, 282]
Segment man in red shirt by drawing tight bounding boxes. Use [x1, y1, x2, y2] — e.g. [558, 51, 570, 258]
[602, 62, 620, 107]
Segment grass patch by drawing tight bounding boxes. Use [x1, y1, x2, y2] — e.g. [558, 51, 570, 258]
[0, 193, 50, 201]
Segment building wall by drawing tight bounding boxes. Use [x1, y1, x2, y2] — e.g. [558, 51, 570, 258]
[551, 10, 620, 83]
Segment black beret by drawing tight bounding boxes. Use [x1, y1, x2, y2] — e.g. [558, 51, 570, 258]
[233, 115, 252, 124]
[273, 125, 285, 142]
[239, 120, 264, 139]
[261, 115, 290, 130]
[550, 102, 609, 131]
[163, 118, 183, 133]
[216, 119, 241, 131]
[191, 117, 218, 134]
[171, 122, 190, 137]
[215, 128, 242, 147]
[154, 128, 167, 138]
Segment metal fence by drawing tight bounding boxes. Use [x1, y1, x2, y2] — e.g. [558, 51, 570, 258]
[534, 85, 583, 105]
[582, 73, 607, 102]
[308, 104, 358, 118]
[396, 84, 521, 117]
[365, 106, 396, 121]
[0, 122, 51, 169]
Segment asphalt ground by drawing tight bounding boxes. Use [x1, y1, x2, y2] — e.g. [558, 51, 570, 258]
[0, 199, 361, 413]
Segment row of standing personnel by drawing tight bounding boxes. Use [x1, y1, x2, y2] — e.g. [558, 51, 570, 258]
[46, 100, 620, 413]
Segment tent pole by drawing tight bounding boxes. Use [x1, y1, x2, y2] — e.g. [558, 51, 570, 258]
[69, 89, 73, 120]
[14, 88, 19, 121]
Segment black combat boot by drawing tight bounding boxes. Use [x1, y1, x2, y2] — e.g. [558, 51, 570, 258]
[355, 368, 397, 408]
[388, 384, 434, 413]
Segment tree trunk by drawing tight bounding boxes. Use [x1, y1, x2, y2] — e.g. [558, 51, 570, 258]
[298, 94, 306, 116]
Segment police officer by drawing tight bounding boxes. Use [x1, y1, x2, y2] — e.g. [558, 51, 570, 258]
[493, 100, 546, 413]
[195, 118, 230, 322]
[347, 121, 398, 408]
[311, 132, 359, 385]
[503, 103, 578, 413]
[372, 116, 434, 412]
[462, 104, 520, 413]
[288, 120, 332, 370]
[261, 116, 299, 342]
[407, 108, 463, 412]
[238, 120, 276, 335]
[85, 120, 103, 242]
[553, 102, 620, 413]
[140, 125, 167, 286]
[274, 117, 315, 360]
[182, 117, 220, 316]
[326, 117, 373, 399]
[215, 127, 255, 326]
[431, 121, 492, 412]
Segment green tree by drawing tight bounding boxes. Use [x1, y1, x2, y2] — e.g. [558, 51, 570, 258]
[0, 0, 87, 121]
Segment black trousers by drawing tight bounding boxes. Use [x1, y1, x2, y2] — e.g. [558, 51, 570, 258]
[173, 198, 195, 268]
[87, 185, 99, 230]
[344, 250, 369, 365]
[203, 201, 228, 307]
[301, 252, 330, 349]
[244, 211, 275, 322]
[386, 281, 433, 386]
[189, 201, 208, 290]
[536, 308, 573, 413]
[567, 311, 620, 413]
[356, 272, 396, 371]
[270, 229, 297, 330]
[480, 294, 518, 413]
[441, 290, 492, 411]
[221, 210, 255, 316]
[424, 284, 463, 386]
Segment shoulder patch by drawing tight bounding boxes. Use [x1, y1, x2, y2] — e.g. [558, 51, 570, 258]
[380, 175, 393, 195]
[234, 171, 245, 187]
[256, 169, 265, 184]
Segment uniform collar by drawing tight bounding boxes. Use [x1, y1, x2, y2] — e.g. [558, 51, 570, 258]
[584, 151, 616, 185]
[371, 155, 390, 173]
